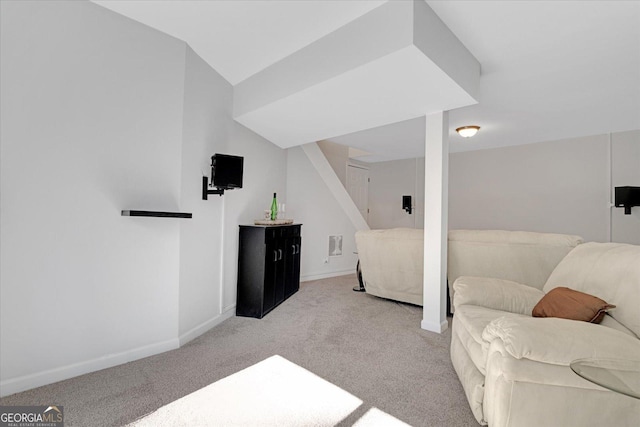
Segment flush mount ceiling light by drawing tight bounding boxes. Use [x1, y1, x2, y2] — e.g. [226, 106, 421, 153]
[456, 125, 480, 138]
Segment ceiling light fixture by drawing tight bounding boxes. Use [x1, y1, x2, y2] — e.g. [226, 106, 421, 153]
[456, 125, 480, 138]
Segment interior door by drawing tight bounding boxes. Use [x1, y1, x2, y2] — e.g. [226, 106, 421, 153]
[347, 164, 370, 221]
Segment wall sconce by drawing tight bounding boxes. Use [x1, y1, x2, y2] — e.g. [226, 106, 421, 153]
[456, 125, 480, 138]
[402, 195, 412, 214]
[615, 186, 640, 215]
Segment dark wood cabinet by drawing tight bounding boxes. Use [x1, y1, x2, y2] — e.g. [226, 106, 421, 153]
[236, 224, 302, 318]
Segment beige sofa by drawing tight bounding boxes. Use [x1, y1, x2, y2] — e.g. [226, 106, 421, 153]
[355, 228, 423, 305]
[449, 230, 640, 426]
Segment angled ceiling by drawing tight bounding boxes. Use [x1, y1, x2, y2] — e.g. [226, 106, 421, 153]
[93, 0, 385, 84]
[233, 0, 479, 148]
[94, 0, 640, 161]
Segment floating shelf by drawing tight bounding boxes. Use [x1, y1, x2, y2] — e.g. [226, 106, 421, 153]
[121, 210, 192, 219]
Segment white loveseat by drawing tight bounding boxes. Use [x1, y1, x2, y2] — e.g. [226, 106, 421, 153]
[449, 230, 640, 426]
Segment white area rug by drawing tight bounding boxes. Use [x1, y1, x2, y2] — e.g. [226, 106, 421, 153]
[127, 355, 409, 426]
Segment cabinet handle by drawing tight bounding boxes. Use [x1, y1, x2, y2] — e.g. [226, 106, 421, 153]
[274, 250, 278, 262]
[292, 244, 296, 254]
[278, 249, 283, 260]
[296, 244, 300, 254]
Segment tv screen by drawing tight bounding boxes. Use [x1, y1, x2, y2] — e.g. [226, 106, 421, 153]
[212, 154, 243, 190]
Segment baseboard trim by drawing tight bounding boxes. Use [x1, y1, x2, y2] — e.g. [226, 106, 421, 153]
[222, 304, 236, 314]
[301, 269, 354, 282]
[421, 318, 449, 334]
[179, 307, 235, 347]
[1, 307, 240, 398]
[0, 337, 179, 398]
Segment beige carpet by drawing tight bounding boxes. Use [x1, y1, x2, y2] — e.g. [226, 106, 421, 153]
[127, 355, 409, 427]
[1, 274, 477, 426]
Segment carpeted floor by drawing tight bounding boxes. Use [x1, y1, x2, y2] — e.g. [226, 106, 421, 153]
[0, 274, 477, 427]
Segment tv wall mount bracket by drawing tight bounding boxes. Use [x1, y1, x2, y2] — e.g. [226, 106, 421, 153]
[202, 176, 224, 200]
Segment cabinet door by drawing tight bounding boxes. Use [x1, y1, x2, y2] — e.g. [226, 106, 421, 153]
[274, 238, 286, 306]
[263, 243, 278, 314]
[285, 236, 301, 298]
[237, 227, 268, 319]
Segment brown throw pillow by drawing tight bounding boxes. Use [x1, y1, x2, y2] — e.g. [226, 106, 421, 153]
[532, 287, 616, 323]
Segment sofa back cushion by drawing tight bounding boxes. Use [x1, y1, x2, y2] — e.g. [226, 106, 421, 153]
[448, 230, 583, 290]
[544, 242, 640, 337]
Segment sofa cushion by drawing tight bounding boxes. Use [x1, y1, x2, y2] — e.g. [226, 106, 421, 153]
[482, 315, 640, 365]
[544, 242, 640, 337]
[454, 277, 544, 315]
[532, 287, 615, 323]
[600, 313, 637, 337]
[485, 346, 611, 390]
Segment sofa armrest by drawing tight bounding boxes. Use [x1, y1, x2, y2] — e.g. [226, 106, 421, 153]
[453, 276, 544, 315]
[482, 315, 640, 365]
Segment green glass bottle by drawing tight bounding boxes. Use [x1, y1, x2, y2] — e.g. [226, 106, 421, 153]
[270, 193, 278, 220]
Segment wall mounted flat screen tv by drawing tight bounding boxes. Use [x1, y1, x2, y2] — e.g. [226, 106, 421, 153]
[212, 154, 243, 190]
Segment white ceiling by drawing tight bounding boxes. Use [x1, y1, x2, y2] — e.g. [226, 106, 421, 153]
[93, 0, 385, 85]
[235, 45, 478, 148]
[94, 0, 640, 161]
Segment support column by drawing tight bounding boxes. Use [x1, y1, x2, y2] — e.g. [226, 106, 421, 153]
[422, 111, 449, 333]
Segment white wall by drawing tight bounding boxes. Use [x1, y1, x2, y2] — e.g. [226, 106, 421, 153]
[222, 123, 288, 311]
[368, 158, 425, 229]
[286, 147, 359, 281]
[0, 0, 287, 396]
[449, 131, 640, 244]
[366, 130, 639, 244]
[177, 46, 231, 342]
[0, 0, 184, 392]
